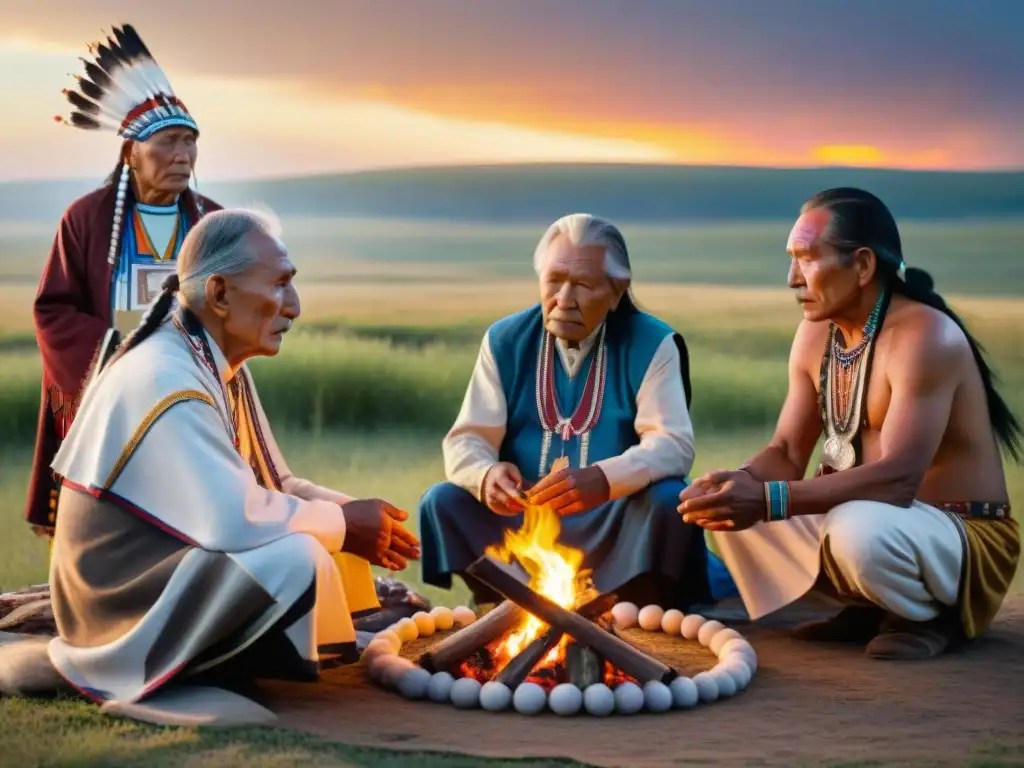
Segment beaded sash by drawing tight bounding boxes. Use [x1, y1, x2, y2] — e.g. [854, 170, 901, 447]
[535, 324, 607, 477]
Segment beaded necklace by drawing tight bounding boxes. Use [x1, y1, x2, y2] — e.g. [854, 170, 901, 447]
[818, 290, 889, 473]
[534, 324, 608, 477]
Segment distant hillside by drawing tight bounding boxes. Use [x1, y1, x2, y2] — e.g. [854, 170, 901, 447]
[2, 163, 1024, 224]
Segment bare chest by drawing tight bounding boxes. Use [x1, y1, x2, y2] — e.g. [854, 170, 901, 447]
[812, 342, 893, 436]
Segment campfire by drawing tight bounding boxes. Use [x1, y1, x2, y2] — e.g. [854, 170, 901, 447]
[424, 493, 641, 693]
[363, 462, 758, 715]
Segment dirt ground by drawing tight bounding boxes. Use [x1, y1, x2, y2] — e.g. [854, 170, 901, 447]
[258, 594, 1024, 767]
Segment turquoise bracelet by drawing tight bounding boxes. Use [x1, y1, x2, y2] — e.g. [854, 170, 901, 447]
[763, 481, 790, 522]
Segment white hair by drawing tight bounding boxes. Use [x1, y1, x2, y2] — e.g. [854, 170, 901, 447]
[532, 213, 632, 281]
[177, 205, 283, 305]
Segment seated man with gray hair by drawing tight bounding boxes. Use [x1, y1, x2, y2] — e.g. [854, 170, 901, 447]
[45, 207, 419, 718]
[419, 213, 732, 610]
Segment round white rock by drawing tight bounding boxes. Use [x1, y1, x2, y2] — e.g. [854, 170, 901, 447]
[669, 676, 699, 708]
[720, 638, 758, 673]
[692, 671, 720, 703]
[661, 609, 685, 635]
[427, 671, 455, 703]
[373, 630, 402, 653]
[638, 605, 665, 632]
[717, 660, 752, 690]
[393, 617, 419, 644]
[412, 612, 436, 637]
[549, 683, 583, 716]
[376, 655, 414, 687]
[680, 614, 706, 640]
[611, 602, 639, 630]
[480, 681, 513, 712]
[450, 677, 482, 709]
[710, 669, 737, 698]
[697, 619, 727, 648]
[709, 628, 743, 656]
[362, 639, 396, 663]
[643, 681, 673, 713]
[398, 667, 431, 700]
[583, 683, 615, 717]
[429, 606, 455, 632]
[513, 682, 547, 715]
[613, 682, 645, 715]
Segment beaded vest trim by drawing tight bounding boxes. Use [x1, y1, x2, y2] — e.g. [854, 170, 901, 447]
[535, 324, 608, 476]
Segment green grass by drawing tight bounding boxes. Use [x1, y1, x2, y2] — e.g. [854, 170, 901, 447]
[2, 216, 1024, 295]
[0, 429, 776, 768]
[2, 214, 1023, 764]
[0, 697, 596, 767]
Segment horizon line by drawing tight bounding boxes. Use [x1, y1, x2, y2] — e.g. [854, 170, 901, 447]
[3, 159, 1024, 186]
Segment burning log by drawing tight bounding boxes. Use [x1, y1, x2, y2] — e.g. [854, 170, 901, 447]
[467, 555, 678, 685]
[566, 641, 603, 689]
[493, 590, 618, 688]
[417, 600, 524, 674]
[416, 559, 532, 674]
[494, 625, 560, 687]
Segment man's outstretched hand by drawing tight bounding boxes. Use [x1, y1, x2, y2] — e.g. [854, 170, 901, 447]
[526, 465, 610, 516]
[341, 498, 421, 571]
[482, 462, 527, 516]
[677, 469, 766, 532]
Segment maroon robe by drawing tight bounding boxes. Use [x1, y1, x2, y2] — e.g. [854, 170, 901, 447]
[26, 184, 222, 529]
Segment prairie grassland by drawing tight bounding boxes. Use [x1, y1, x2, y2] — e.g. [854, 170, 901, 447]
[1, 278, 1022, 591]
[0, 216, 1022, 766]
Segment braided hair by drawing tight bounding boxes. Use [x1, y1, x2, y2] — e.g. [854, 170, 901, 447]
[105, 272, 181, 366]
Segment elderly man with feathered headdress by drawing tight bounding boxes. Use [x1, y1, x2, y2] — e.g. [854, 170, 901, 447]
[419, 214, 738, 611]
[26, 25, 222, 537]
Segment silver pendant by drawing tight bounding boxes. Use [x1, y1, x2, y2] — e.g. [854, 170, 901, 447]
[822, 435, 856, 471]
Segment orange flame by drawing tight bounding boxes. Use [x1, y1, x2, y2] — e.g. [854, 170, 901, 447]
[484, 480, 590, 664]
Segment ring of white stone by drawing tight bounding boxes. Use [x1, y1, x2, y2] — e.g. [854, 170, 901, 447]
[361, 602, 758, 716]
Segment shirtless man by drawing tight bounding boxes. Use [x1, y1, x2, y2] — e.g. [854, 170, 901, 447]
[678, 187, 1021, 660]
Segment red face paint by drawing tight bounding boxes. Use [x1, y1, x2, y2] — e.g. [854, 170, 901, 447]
[786, 207, 832, 253]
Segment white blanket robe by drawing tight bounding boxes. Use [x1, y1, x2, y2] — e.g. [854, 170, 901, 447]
[48, 319, 356, 704]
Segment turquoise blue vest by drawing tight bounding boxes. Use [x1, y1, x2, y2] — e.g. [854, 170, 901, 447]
[489, 304, 679, 484]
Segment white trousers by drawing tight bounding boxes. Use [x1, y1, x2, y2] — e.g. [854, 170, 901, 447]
[712, 500, 965, 623]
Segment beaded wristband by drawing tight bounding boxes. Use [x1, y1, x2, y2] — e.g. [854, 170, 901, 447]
[763, 481, 790, 522]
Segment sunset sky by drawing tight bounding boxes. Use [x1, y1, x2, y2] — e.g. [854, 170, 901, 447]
[2, 0, 1022, 181]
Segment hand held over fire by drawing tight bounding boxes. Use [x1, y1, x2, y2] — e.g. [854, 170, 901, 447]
[340, 498, 420, 570]
[483, 462, 527, 516]
[525, 464, 610, 516]
[677, 469, 766, 532]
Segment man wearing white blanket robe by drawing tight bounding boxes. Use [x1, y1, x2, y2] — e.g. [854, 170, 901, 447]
[47, 207, 420, 713]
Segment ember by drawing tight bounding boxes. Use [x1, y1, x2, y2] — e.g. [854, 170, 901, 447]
[457, 639, 638, 692]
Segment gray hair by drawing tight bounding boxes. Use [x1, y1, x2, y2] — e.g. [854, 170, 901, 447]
[177, 205, 283, 305]
[532, 213, 632, 281]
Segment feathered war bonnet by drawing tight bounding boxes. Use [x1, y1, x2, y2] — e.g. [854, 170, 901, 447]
[54, 24, 201, 266]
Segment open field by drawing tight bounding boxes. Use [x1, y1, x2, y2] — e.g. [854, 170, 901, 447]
[1, 215, 1023, 766]
[2, 216, 1024, 296]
